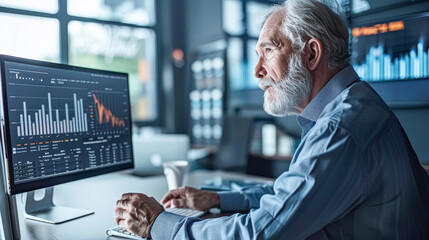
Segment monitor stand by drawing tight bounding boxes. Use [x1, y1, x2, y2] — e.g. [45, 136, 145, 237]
[24, 187, 94, 224]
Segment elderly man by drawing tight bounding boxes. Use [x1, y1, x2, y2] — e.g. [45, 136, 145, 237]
[115, 0, 429, 239]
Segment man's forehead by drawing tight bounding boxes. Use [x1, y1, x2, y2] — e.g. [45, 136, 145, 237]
[261, 10, 285, 32]
[257, 10, 285, 46]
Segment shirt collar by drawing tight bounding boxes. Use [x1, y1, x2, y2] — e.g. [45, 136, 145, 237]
[299, 65, 360, 123]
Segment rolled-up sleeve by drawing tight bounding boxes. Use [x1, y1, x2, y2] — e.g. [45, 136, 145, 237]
[151, 121, 367, 239]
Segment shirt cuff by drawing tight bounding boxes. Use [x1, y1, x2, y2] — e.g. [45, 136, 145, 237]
[218, 191, 247, 212]
[150, 212, 185, 239]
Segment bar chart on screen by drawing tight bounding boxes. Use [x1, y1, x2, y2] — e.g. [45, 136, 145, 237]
[351, 14, 429, 82]
[353, 37, 429, 81]
[9, 89, 90, 139]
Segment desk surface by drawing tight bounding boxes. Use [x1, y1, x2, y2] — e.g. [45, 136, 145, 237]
[13, 170, 273, 240]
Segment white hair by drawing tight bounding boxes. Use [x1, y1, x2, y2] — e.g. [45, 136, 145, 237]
[265, 0, 350, 70]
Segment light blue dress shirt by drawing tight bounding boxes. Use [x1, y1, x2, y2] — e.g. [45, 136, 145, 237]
[151, 65, 429, 239]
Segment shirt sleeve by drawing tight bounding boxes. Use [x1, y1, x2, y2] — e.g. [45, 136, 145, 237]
[151, 121, 367, 239]
[151, 183, 274, 238]
[151, 212, 186, 239]
[218, 183, 274, 212]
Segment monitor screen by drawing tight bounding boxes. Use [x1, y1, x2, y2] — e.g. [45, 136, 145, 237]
[351, 12, 429, 82]
[350, 12, 429, 107]
[0, 55, 134, 194]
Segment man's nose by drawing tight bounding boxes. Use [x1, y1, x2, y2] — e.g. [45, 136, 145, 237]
[254, 58, 266, 79]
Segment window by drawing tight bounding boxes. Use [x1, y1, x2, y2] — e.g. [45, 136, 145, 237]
[0, 13, 59, 61]
[246, 1, 271, 37]
[68, 0, 155, 26]
[0, 0, 159, 124]
[227, 38, 244, 90]
[223, 0, 278, 91]
[0, 0, 57, 13]
[222, 0, 244, 35]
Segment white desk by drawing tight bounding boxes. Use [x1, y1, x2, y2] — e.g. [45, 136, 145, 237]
[12, 170, 273, 240]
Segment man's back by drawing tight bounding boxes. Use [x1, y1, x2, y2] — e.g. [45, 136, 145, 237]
[304, 81, 429, 239]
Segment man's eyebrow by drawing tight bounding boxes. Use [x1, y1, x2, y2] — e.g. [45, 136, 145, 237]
[257, 41, 276, 48]
[255, 41, 276, 56]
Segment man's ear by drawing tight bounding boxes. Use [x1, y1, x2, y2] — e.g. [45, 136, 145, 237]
[305, 38, 323, 71]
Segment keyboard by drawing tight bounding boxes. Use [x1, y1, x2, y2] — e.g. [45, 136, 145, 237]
[106, 208, 205, 239]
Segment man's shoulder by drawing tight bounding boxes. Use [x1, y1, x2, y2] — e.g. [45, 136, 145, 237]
[317, 81, 396, 146]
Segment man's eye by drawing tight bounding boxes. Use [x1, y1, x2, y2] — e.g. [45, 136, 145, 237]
[265, 48, 272, 53]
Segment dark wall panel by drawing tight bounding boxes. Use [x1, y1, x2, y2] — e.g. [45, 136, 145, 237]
[393, 108, 429, 164]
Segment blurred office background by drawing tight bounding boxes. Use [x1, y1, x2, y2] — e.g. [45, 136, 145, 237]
[0, 0, 428, 178]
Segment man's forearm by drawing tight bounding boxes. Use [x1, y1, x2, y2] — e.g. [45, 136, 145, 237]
[218, 184, 274, 212]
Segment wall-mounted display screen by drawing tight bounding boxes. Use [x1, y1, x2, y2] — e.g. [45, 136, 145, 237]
[351, 13, 429, 82]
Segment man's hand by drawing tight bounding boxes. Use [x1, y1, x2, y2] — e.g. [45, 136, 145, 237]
[161, 186, 220, 211]
[114, 193, 164, 238]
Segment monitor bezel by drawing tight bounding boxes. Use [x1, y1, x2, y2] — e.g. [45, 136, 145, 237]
[0, 54, 134, 195]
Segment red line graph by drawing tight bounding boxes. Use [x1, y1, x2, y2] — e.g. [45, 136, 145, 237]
[92, 94, 125, 128]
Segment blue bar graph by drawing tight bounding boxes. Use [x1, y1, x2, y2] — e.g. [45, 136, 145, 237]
[353, 37, 429, 81]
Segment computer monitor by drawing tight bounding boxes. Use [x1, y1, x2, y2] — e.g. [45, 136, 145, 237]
[350, 11, 429, 107]
[0, 55, 134, 223]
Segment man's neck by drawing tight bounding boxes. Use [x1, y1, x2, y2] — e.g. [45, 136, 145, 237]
[294, 65, 346, 115]
[310, 66, 345, 101]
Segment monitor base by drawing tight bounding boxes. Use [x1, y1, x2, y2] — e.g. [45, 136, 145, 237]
[24, 187, 94, 224]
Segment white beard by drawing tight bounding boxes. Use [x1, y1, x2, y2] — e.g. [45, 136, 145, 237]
[258, 52, 313, 117]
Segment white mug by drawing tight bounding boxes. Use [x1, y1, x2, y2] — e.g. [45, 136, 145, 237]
[163, 161, 189, 190]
